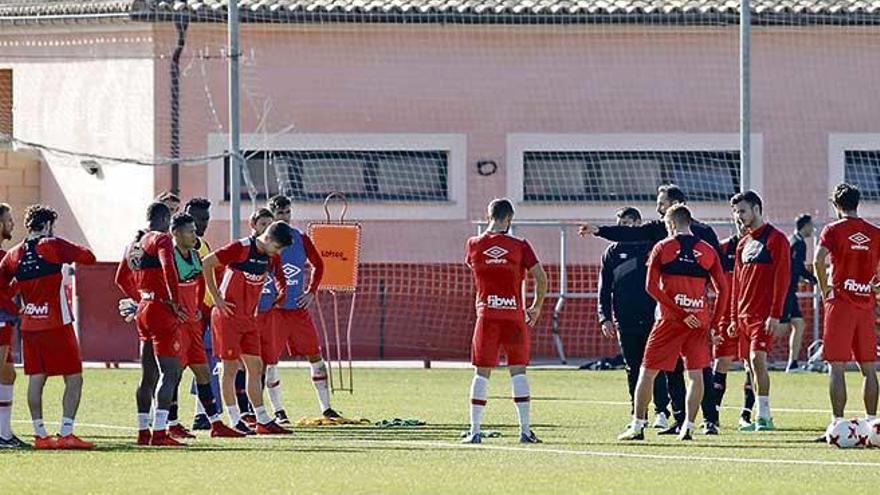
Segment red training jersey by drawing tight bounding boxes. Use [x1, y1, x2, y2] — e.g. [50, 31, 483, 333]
[213, 237, 285, 318]
[731, 223, 791, 321]
[0, 236, 96, 331]
[115, 230, 180, 306]
[646, 234, 728, 329]
[819, 217, 880, 309]
[0, 248, 17, 319]
[465, 232, 539, 321]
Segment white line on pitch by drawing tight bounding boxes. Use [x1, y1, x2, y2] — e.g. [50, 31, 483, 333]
[533, 398, 845, 414]
[348, 439, 880, 468]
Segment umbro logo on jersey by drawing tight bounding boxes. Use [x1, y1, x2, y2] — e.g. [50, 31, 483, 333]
[483, 246, 509, 264]
[849, 232, 870, 251]
[283, 264, 302, 286]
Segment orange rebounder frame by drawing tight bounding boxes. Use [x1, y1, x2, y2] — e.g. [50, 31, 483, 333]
[308, 192, 361, 394]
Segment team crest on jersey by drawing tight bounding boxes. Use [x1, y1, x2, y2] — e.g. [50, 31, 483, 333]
[741, 239, 765, 263]
[849, 232, 870, 251]
[483, 246, 509, 264]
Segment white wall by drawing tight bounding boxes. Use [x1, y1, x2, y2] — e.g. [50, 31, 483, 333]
[6, 26, 155, 260]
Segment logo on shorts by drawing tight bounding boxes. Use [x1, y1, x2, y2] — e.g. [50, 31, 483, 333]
[486, 294, 517, 310]
[483, 246, 509, 264]
[844, 278, 873, 295]
[849, 232, 870, 251]
[22, 302, 49, 318]
[674, 293, 705, 310]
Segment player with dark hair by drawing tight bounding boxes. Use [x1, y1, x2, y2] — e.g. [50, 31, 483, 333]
[580, 184, 721, 435]
[597, 206, 671, 428]
[260, 195, 333, 425]
[618, 204, 727, 441]
[0, 203, 24, 448]
[116, 202, 189, 446]
[781, 213, 818, 373]
[729, 190, 791, 432]
[814, 183, 880, 433]
[0, 204, 97, 449]
[202, 219, 293, 435]
[462, 198, 548, 444]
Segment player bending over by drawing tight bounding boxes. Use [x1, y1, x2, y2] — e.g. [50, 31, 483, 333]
[202, 219, 292, 435]
[461, 198, 547, 445]
[618, 205, 727, 441]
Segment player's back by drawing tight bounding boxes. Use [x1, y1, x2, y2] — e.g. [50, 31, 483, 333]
[466, 232, 538, 321]
[821, 217, 880, 308]
[652, 235, 718, 325]
[125, 230, 175, 302]
[4, 236, 94, 330]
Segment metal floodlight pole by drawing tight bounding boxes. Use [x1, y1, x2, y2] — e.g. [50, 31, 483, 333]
[228, 0, 242, 239]
[740, 0, 752, 193]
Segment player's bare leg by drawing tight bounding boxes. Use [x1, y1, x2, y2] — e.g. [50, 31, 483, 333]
[828, 361, 848, 421]
[508, 366, 539, 443]
[242, 354, 290, 434]
[462, 367, 492, 444]
[150, 355, 184, 446]
[749, 350, 774, 431]
[856, 361, 878, 418]
[618, 366, 658, 440]
[27, 373, 54, 448]
[136, 342, 160, 444]
[220, 359, 250, 433]
[0, 347, 25, 448]
[306, 354, 337, 418]
[680, 369, 703, 440]
[786, 318, 806, 372]
[189, 363, 242, 438]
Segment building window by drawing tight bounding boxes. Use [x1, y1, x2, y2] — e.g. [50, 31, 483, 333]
[224, 150, 449, 202]
[844, 150, 880, 201]
[0, 69, 11, 141]
[522, 150, 740, 203]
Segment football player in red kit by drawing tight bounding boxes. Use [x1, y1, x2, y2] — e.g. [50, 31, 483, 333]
[202, 220, 292, 435]
[0, 205, 96, 449]
[618, 205, 727, 441]
[0, 203, 24, 449]
[814, 183, 880, 431]
[116, 202, 188, 447]
[729, 191, 790, 432]
[461, 198, 548, 445]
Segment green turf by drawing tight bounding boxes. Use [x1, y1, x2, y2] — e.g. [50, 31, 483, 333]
[1, 368, 879, 494]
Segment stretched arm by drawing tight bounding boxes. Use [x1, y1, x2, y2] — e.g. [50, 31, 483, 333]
[595, 221, 666, 244]
[47, 238, 97, 265]
[302, 234, 325, 294]
[0, 255, 19, 315]
[156, 236, 180, 304]
[201, 253, 232, 316]
[597, 248, 614, 324]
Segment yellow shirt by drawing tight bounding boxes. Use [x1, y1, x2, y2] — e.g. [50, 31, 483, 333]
[197, 237, 214, 307]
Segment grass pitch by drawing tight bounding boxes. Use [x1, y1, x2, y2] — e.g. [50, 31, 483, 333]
[2, 367, 879, 494]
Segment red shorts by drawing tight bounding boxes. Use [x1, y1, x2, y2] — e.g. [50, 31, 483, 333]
[823, 299, 877, 363]
[257, 311, 278, 365]
[135, 302, 181, 359]
[0, 322, 12, 364]
[22, 325, 82, 376]
[713, 320, 748, 360]
[643, 319, 711, 372]
[274, 309, 321, 359]
[178, 320, 208, 367]
[740, 316, 773, 354]
[471, 317, 530, 368]
[211, 311, 260, 361]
